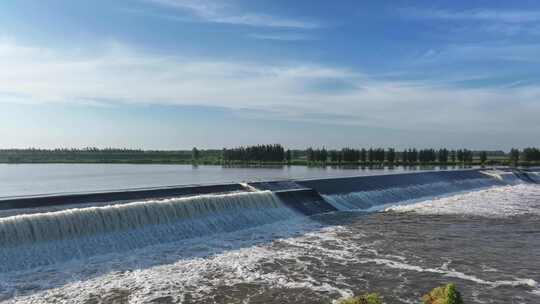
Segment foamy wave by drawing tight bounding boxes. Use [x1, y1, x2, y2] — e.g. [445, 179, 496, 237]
[323, 178, 500, 211]
[2, 218, 348, 304]
[4, 214, 538, 304]
[386, 184, 540, 217]
[358, 258, 538, 289]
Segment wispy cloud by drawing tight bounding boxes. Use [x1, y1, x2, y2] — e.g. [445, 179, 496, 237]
[402, 8, 540, 23]
[143, 0, 320, 29]
[246, 33, 315, 41]
[400, 8, 540, 37]
[414, 43, 540, 64]
[1, 39, 539, 133]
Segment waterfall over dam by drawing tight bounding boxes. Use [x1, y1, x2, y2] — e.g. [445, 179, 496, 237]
[0, 191, 299, 272]
[321, 178, 500, 211]
[0, 168, 537, 272]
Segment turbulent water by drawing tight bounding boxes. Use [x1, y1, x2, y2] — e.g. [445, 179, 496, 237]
[0, 177, 539, 303]
[322, 178, 499, 211]
[0, 191, 297, 272]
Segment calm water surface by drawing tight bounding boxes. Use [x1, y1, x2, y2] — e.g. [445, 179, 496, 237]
[0, 164, 446, 198]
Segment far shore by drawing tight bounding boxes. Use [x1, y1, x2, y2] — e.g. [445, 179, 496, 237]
[0, 159, 535, 167]
[1, 146, 538, 167]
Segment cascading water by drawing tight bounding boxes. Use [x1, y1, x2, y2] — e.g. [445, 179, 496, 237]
[2, 169, 539, 303]
[323, 178, 502, 211]
[481, 170, 527, 184]
[0, 191, 299, 272]
[529, 171, 540, 183]
[0, 170, 531, 273]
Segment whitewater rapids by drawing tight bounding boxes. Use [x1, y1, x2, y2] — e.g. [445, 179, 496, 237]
[0, 171, 538, 303]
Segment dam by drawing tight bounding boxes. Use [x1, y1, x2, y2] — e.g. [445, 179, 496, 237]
[0, 168, 539, 303]
[0, 168, 535, 270]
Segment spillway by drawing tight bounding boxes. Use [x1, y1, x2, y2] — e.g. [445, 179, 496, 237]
[321, 178, 499, 211]
[0, 168, 537, 273]
[296, 170, 507, 211]
[0, 191, 299, 272]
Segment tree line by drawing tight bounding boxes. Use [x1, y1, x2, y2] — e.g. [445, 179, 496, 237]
[506, 147, 540, 164]
[221, 144, 287, 162]
[218, 145, 538, 165]
[219, 145, 490, 165]
[305, 147, 476, 164]
[1, 146, 539, 165]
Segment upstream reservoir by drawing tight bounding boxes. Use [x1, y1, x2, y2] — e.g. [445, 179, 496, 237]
[0, 164, 423, 199]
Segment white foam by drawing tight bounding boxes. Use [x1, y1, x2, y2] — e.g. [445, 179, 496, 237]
[480, 170, 525, 184]
[3, 215, 538, 303]
[358, 258, 538, 289]
[386, 184, 540, 217]
[0, 191, 300, 272]
[2, 182, 539, 303]
[2, 218, 348, 303]
[323, 178, 500, 211]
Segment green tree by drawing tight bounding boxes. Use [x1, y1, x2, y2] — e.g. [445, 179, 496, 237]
[285, 149, 292, 164]
[368, 148, 374, 163]
[360, 148, 367, 163]
[321, 147, 328, 164]
[306, 147, 314, 163]
[330, 150, 338, 163]
[457, 149, 464, 163]
[409, 149, 418, 163]
[523, 147, 540, 162]
[401, 150, 408, 164]
[386, 148, 396, 164]
[450, 150, 456, 163]
[480, 151, 487, 164]
[438, 149, 448, 163]
[509, 148, 520, 165]
[192, 147, 200, 162]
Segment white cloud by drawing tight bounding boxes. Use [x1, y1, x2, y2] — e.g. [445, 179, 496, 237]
[1, 40, 539, 134]
[143, 0, 320, 29]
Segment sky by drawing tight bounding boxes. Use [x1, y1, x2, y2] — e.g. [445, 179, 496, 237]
[1, 0, 539, 150]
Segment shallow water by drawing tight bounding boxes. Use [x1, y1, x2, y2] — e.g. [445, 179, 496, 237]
[1, 183, 538, 303]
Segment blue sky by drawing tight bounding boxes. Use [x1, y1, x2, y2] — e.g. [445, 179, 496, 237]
[1, 0, 539, 150]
